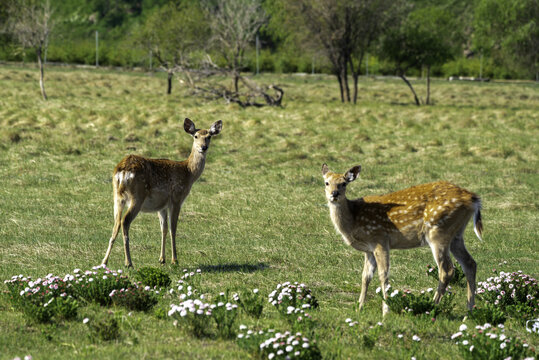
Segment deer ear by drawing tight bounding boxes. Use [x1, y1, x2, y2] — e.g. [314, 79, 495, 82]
[321, 163, 329, 176]
[209, 120, 222, 136]
[344, 165, 361, 182]
[184, 118, 196, 135]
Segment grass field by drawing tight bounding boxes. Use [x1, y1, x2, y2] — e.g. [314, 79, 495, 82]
[0, 63, 537, 359]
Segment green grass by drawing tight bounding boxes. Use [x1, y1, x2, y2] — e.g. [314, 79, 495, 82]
[0, 63, 538, 359]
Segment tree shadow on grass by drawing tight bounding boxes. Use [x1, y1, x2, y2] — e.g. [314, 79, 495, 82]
[197, 262, 269, 273]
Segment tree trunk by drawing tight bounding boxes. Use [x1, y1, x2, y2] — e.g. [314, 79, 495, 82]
[426, 65, 431, 105]
[37, 47, 47, 101]
[167, 70, 173, 95]
[399, 73, 420, 106]
[349, 54, 364, 105]
[352, 74, 359, 104]
[234, 73, 239, 94]
[343, 66, 350, 102]
[336, 72, 345, 103]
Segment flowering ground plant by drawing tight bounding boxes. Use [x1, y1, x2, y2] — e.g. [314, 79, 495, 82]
[109, 283, 158, 312]
[177, 269, 202, 289]
[168, 297, 213, 337]
[236, 326, 274, 354]
[268, 282, 319, 310]
[70, 266, 132, 306]
[236, 327, 321, 360]
[5, 274, 79, 323]
[378, 286, 455, 317]
[452, 323, 536, 360]
[269, 282, 319, 332]
[477, 270, 538, 323]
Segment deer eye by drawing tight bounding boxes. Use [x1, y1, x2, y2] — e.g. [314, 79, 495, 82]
[325, 182, 329, 186]
[194, 135, 198, 139]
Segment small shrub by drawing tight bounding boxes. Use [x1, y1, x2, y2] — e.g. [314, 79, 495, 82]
[153, 306, 168, 320]
[379, 286, 455, 317]
[109, 284, 158, 312]
[134, 267, 171, 289]
[85, 312, 121, 342]
[452, 323, 536, 360]
[211, 292, 239, 339]
[470, 304, 507, 325]
[236, 288, 264, 319]
[426, 263, 467, 287]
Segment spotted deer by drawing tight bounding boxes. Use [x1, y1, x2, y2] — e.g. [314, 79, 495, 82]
[321, 164, 482, 315]
[101, 118, 223, 268]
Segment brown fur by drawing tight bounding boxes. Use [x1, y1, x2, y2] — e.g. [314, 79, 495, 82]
[102, 118, 222, 267]
[322, 164, 482, 315]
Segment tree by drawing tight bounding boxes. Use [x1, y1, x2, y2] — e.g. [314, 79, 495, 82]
[135, 2, 210, 94]
[347, 0, 402, 103]
[291, 0, 353, 103]
[5, 0, 55, 100]
[474, 0, 539, 81]
[287, 0, 401, 104]
[204, 0, 268, 93]
[380, 6, 460, 105]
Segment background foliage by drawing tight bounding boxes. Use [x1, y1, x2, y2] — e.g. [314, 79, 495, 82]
[0, 0, 537, 79]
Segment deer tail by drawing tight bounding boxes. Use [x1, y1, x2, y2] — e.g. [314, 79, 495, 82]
[472, 196, 483, 241]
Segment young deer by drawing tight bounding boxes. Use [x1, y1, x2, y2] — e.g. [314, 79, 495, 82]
[101, 118, 223, 268]
[321, 164, 482, 315]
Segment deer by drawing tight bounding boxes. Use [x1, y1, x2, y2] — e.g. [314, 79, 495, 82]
[101, 118, 223, 268]
[321, 163, 482, 316]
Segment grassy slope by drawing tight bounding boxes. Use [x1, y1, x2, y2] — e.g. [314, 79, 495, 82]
[0, 64, 537, 359]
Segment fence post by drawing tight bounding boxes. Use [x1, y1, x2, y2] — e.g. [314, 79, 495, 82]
[95, 31, 99, 67]
[256, 34, 260, 75]
[366, 53, 369, 77]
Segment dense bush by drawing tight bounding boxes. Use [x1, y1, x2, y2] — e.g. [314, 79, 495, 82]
[134, 267, 171, 289]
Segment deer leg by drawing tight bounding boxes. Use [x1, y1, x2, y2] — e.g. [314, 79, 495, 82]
[102, 195, 125, 266]
[359, 251, 377, 311]
[430, 240, 454, 304]
[169, 205, 181, 265]
[158, 209, 168, 264]
[121, 200, 142, 268]
[450, 232, 477, 311]
[373, 244, 390, 316]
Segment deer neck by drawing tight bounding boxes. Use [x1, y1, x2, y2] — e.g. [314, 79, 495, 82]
[328, 198, 355, 235]
[187, 147, 206, 180]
